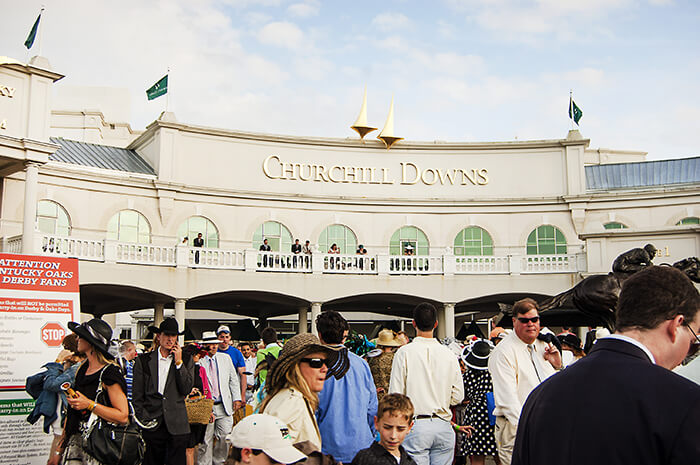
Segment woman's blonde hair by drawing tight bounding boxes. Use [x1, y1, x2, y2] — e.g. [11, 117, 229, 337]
[260, 360, 318, 412]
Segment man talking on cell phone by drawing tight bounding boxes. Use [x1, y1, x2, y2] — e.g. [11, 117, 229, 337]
[133, 318, 194, 465]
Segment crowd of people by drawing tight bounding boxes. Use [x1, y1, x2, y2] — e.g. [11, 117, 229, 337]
[26, 266, 700, 465]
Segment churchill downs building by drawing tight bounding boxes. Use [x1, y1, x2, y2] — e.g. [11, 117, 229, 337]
[1, 56, 698, 341]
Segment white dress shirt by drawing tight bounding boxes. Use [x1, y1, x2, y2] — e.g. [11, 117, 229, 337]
[488, 331, 557, 426]
[157, 350, 173, 395]
[388, 336, 464, 421]
[244, 356, 257, 387]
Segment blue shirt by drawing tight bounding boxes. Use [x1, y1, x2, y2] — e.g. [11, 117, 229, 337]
[124, 359, 134, 402]
[219, 345, 246, 369]
[317, 349, 378, 463]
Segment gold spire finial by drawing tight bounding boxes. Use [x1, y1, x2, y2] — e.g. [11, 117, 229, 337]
[377, 95, 403, 149]
[350, 86, 377, 139]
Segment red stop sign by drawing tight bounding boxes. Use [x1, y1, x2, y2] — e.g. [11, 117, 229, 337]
[41, 322, 66, 347]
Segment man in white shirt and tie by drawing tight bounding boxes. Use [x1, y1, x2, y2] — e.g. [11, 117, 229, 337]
[488, 298, 562, 465]
[198, 331, 242, 465]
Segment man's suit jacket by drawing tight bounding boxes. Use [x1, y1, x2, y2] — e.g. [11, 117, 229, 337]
[201, 351, 241, 416]
[132, 350, 194, 436]
[512, 338, 700, 465]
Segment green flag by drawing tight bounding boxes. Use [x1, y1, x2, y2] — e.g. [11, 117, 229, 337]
[569, 97, 583, 125]
[24, 12, 41, 50]
[146, 75, 168, 101]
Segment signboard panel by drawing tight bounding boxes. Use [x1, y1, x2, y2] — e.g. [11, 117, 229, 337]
[0, 254, 79, 464]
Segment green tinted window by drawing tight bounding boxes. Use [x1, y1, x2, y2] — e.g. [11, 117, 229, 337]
[389, 226, 429, 255]
[453, 226, 493, 255]
[36, 200, 71, 236]
[526, 225, 567, 255]
[253, 221, 293, 252]
[604, 222, 628, 230]
[106, 210, 150, 243]
[676, 217, 700, 225]
[318, 224, 357, 254]
[177, 216, 219, 247]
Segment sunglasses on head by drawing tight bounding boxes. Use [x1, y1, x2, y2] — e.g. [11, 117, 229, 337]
[517, 316, 540, 324]
[300, 357, 328, 369]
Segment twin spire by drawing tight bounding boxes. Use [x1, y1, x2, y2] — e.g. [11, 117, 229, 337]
[350, 88, 403, 149]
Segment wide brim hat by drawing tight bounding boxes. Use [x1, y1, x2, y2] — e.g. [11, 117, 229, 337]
[559, 333, 582, 349]
[68, 318, 115, 360]
[376, 329, 401, 347]
[201, 331, 219, 344]
[463, 339, 493, 370]
[266, 333, 349, 393]
[148, 317, 185, 336]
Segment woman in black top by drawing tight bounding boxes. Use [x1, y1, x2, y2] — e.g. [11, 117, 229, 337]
[49, 318, 129, 465]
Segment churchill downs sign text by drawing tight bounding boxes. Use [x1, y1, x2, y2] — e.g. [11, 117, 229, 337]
[262, 155, 489, 186]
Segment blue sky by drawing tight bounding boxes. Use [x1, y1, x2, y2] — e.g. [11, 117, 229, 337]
[2, 0, 699, 159]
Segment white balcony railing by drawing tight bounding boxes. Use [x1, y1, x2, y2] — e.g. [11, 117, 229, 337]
[454, 255, 510, 274]
[40, 234, 104, 261]
[323, 254, 377, 274]
[3, 235, 23, 253]
[115, 243, 176, 266]
[256, 252, 312, 272]
[189, 247, 245, 269]
[521, 254, 578, 273]
[388, 255, 444, 275]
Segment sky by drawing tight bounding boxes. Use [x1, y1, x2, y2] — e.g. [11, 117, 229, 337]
[2, 0, 699, 160]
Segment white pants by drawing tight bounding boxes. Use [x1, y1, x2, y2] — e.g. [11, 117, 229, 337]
[494, 416, 516, 465]
[197, 403, 233, 465]
[403, 418, 455, 465]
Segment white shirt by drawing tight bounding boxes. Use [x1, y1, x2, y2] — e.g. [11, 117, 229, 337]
[388, 336, 464, 421]
[244, 356, 257, 387]
[157, 350, 173, 395]
[488, 331, 557, 426]
[603, 334, 656, 364]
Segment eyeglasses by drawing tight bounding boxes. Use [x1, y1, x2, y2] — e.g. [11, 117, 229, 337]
[516, 316, 540, 324]
[300, 357, 328, 369]
[683, 323, 700, 360]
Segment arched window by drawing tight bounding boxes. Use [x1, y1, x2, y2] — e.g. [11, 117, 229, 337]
[390, 226, 429, 255]
[36, 200, 71, 236]
[177, 216, 219, 247]
[318, 224, 357, 254]
[603, 222, 628, 230]
[453, 226, 493, 255]
[676, 217, 700, 226]
[252, 221, 293, 252]
[526, 225, 567, 255]
[106, 210, 151, 243]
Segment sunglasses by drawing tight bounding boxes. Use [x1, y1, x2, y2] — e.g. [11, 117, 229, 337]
[300, 357, 329, 369]
[683, 323, 700, 360]
[516, 316, 540, 324]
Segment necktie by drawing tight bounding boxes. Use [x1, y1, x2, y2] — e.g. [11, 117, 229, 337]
[528, 344, 542, 382]
[209, 357, 220, 400]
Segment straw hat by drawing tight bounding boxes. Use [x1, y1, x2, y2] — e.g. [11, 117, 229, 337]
[266, 333, 349, 393]
[376, 329, 401, 347]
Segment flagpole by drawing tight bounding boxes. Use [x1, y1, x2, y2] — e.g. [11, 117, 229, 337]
[38, 5, 45, 57]
[569, 89, 574, 131]
[166, 67, 170, 113]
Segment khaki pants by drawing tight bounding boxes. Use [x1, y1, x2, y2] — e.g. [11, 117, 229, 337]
[494, 416, 517, 465]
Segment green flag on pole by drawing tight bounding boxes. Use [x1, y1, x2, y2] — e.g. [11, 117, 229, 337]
[146, 75, 168, 101]
[569, 97, 583, 125]
[24, 12, 42, 50]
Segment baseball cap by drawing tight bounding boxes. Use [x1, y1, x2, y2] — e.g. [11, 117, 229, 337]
[227, 414, 307, 464]
[217, 325, 231, 335]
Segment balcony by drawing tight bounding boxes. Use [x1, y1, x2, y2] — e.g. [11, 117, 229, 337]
[1, 233, 587, 276]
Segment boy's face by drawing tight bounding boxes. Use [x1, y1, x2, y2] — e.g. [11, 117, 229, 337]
[374, 411, 413, 455]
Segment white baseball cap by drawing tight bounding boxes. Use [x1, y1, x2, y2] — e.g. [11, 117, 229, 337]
[217, 325, 231, 335]
[227, 414, 307, 464]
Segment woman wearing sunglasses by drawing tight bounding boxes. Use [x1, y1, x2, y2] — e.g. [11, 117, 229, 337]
[260, 333, 347, 451]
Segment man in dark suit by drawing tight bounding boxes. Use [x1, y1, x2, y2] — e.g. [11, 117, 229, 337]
[133, 318, 194, 465]
[512, 266, 700, 465]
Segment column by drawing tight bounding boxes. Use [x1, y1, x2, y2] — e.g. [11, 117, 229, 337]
[154, 303, 165, 327]
[443, 303, 456, 339]
[22, 162, 40, 254]
[437, 306, 446, 340]
[298, 307, 309, 334]
[174, 299, 186, 345]
[310, 302, 322, 336]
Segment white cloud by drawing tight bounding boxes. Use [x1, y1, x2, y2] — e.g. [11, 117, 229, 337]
[287, 1, 320, 18]
[294, 56, 334, 81]
[257, 21, 305, 49]
[372, 12, 412, 32]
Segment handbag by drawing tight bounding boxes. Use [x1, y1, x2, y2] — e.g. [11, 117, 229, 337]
[82, 367, 146, 465]
[486, 391, 496, 426]
[185, 390, 214, 425]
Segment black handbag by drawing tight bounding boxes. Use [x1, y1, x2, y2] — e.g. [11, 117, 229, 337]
[82, 367, 145, 465]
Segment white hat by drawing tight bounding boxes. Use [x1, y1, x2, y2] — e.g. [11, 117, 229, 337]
[227, 414, 307, 464]
[201, 331, 219, 344]
[217, 325, 231, 335]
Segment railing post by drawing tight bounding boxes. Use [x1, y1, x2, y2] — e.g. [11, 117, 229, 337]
[577, 253, 587, 273]
[311, 253, 324, 274]
[175, 244, 189, 269]
[103, 239, 117, 263]
[0, 236, 7, 252]
[443, 252, 455, 276]
[377, 253, 390, 276]
[244, 249, 258, 272]
[509, 253, 522, 275]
